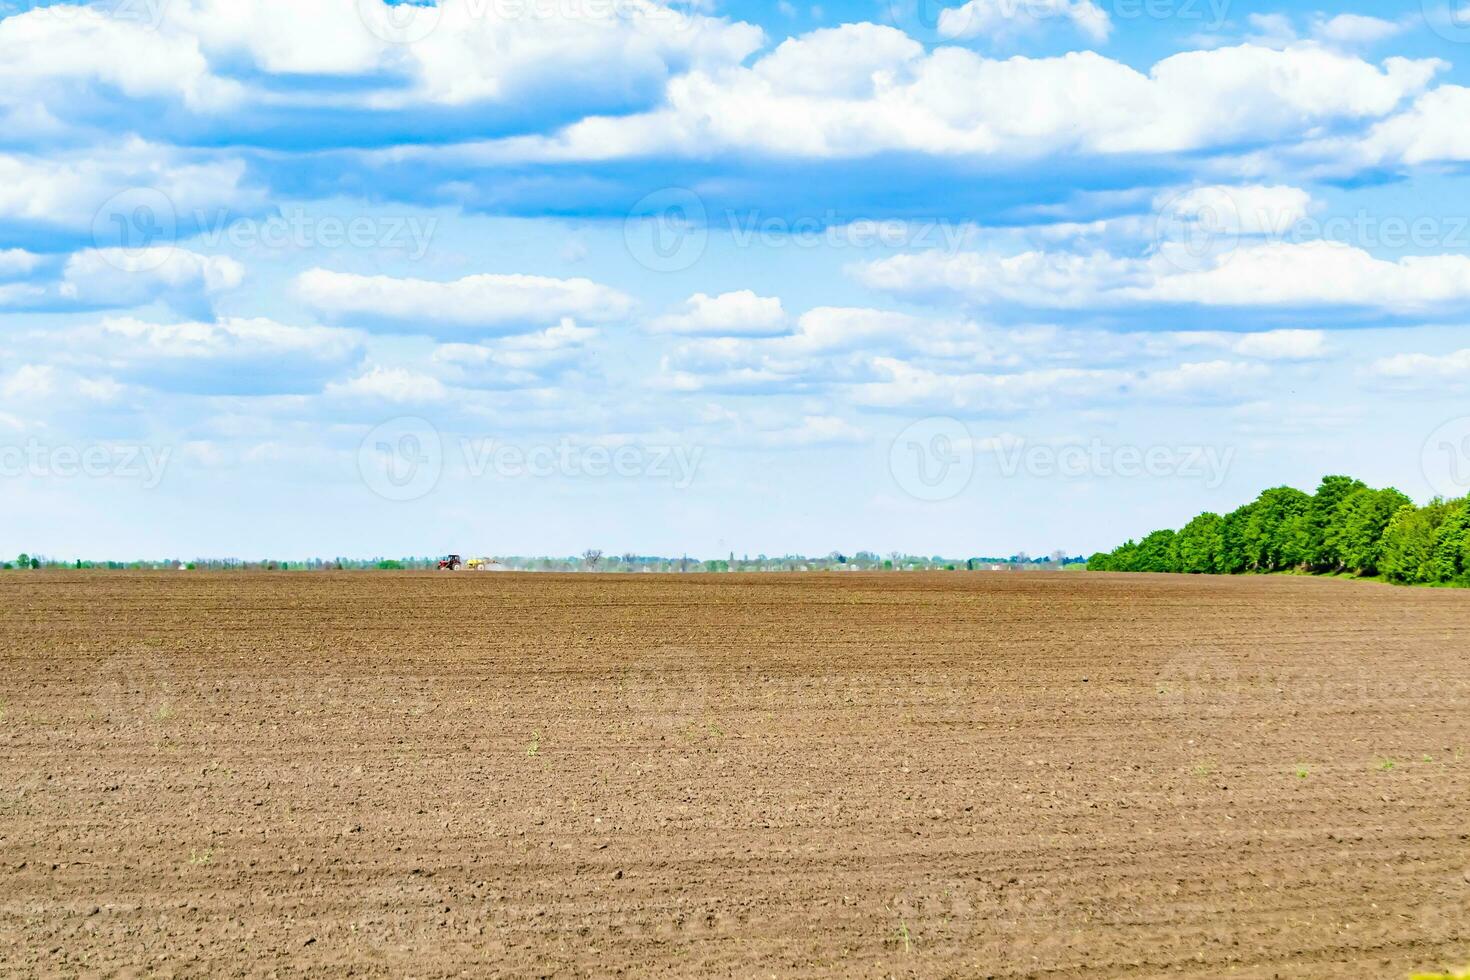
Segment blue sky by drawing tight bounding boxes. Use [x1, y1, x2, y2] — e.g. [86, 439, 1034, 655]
[2, 0, 1470, 560]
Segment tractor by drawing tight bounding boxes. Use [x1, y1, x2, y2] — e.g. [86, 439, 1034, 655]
[437, 554, 463, 571]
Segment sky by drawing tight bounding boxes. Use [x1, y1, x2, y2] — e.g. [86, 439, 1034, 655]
[2, 0, 1470, 561]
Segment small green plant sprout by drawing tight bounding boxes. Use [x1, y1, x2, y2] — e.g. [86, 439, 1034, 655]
[188, 847, 214, 866]
[883, 904, 914, 954]
[1377, 758, 1396, 771]
[1295, 765, 1309, 779]
[526, 731, 541, 757]
[1422, 754, 1434, 763]
[154, 703, 174, 723]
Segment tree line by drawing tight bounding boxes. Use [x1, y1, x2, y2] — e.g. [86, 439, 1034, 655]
[1087, 476, 1470, 586]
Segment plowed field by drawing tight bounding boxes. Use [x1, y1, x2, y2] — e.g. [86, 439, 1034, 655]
[2, 571, 1468, 978]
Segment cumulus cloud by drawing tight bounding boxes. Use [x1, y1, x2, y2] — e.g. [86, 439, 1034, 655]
[649, 290, 789, 336]
[1370, 348, 1470, 383]
[938, 0, 1111, 44]
[1337, 85, 1470, 167]
[0, 249, 43, 279]
[58, 248, 244, 316]
[481, 32, 1441, 161]
[325, 365, 450, 403]
[0, 0, 763, 144]
[0, 140, 259, 234]
[295, 269, 636, 335]
[432, 318, 601, 387]
[0, 247, 243, 317]
[1171, 329, 1329, 361]
[52, 316, 365, 395]
[858, 240, 1470, 314]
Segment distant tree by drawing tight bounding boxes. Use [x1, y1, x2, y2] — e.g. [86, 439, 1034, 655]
[1307, 475, 1367, 570]
[1329, 486, 1412, 576]
[1134, 530, 1179, 572]
[1238, 486, 1312, 571]
[1220, 503, 1256, 574]
[17, 553, 29, 570]
[1175, 512, 1225, 574]
[582, 549, 603, 570]
[1380, 498, 1457, 584]
[1433, 499, 1470, 583]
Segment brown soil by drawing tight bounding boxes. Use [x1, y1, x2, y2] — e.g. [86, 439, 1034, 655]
[2, 571, 1468, 978]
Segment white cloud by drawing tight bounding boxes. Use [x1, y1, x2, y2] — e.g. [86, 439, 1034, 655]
[1342, 85, 1470, 166]
[432, 318, 600, 385]
[325, 366, 449, 403]
[1154, 184, 1315, 238]
[0, 364, 57, 400]
[95, 315, 360, 361]
[858, 240, 1470, 314]
[1311, 14, 1406, 46]
[57, 248, 244, 312]
[0, 0, 763, 134]
[938, 0, 1111, 44]
[295, 269, 636, 334]
[480, 35, 1441, 161]
[650, 290, 789, 336]
[1171, 329, 1329, 361]
[0, 249, 43, 279]
[745, 414, 867, 447]
[1370, 348, 1470, 382]
[0, 140, 258, 230]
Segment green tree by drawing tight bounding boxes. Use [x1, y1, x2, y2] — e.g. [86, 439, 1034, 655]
[1135, 529, 1179, 572]
[1176, 512, 1225, 573]
[1433, 499, 1470, 583]
[1308, 475, 1367, 570]
[1229, 487, 1312, 572]
[1220, 503, 1256, 574]
[1380, 499, 1457, 584]
[1329, 486, 1412, 576]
